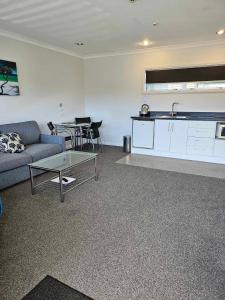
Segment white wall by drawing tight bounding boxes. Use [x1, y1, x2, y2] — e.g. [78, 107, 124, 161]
[84, 43, 225, 146]
[0, 36, 84, 132]
[1, 36, 225, 146]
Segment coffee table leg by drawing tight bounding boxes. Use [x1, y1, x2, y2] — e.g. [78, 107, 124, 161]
[94, 157, 98, 181]
[59, 171, 65, 202]
[29, 165, 35, 195]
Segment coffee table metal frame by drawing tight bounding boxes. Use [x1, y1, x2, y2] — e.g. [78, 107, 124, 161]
[28, 152, 98, 203]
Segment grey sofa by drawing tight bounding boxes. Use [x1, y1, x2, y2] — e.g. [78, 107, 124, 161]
[0, 121, 65, 190]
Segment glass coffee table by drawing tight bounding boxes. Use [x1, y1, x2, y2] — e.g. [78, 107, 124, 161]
[28, 151, 98, 202]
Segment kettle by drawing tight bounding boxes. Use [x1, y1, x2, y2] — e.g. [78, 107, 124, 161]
[140, 104, 150, 117]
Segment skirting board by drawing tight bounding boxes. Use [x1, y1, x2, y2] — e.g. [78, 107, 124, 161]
[132, 147, 225, 165]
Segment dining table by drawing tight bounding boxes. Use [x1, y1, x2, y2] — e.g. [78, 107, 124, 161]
[54, 122, 90, 150]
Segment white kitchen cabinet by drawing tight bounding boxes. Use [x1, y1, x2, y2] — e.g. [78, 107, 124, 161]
[131, 117, 225, 164]
[187, 137, 214, 156]
[188, 121, 216, 129]
[214, 139, 225, 157]
[186, 121, 216, 156]
[170, 120, 189, 154]
[187, 127, 216, 138]
[132, 120, 154, 149]
[154, 120, 188, 154]
[154, 120, 171, 152]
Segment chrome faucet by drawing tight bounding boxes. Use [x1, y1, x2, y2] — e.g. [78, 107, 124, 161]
[171, 102, 179, 117]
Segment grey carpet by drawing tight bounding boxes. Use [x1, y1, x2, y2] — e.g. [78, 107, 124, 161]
[1, 146, 225, 300]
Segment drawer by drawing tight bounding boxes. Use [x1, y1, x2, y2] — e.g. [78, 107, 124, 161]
[214, 140, 225, 157]
[187, 137, 214, 156]
[187, 127, 216, 138]
[188, 121, 216, 130]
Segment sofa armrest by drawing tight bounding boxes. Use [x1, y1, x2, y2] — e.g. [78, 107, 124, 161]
[40, 134, 65, 152]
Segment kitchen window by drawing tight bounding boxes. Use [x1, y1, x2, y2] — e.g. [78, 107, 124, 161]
[145, 65, 225, 93]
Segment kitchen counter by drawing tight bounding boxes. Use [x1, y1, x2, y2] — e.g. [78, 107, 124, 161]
[131, 112, 225, 164]
[131, 111, 225, 122]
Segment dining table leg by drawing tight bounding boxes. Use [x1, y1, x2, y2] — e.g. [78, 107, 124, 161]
[80, 126, 83, 150]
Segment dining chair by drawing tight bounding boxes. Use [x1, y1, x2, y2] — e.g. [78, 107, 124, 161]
[75, 117, 91, 124]
[74, 117, 91, 149]
[82, 121, 103, 152]
[47, 122, 74, 149]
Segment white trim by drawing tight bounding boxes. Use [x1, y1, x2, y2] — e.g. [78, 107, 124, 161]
[84, 39, 225, 59]
[131, 147, 225, 165]
[0, 29, 82, 59]
[142, 89, 225, 95]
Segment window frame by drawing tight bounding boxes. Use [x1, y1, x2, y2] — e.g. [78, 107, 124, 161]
[143, 65, 225, 94]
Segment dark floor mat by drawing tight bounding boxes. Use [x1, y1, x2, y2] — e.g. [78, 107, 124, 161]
[22, 275, 93, 300]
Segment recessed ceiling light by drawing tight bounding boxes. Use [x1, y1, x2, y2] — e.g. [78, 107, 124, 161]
[75, 42, 84, 46]
[217, 29, 225, 35]
[138, 39, 152, 47]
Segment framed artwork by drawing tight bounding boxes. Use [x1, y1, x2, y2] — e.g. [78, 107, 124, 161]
[0, 59, 20, 96]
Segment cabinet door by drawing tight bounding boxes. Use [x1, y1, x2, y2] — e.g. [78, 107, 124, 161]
[187, 137, 214, 156]
[154, 120, 171, 152]
[214, 140, 225, 157]
[132, 120, 154, 148]
[170, 121, 188, 154]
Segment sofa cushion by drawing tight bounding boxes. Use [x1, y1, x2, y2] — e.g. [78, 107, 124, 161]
[0, 152, 32, 172]
[24, 143, 62, 162]
[0, 121, 40, 145]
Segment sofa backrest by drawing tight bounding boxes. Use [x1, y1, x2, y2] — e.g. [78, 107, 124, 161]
[0, 121, 40, 145]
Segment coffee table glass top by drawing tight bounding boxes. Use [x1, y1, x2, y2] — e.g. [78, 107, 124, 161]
[29, 151, 97, 171]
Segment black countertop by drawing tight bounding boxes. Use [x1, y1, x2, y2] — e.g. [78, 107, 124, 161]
[131, 111, 225, 122]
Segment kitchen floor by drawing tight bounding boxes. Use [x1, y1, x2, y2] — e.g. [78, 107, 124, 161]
[117, 154, 225, 179]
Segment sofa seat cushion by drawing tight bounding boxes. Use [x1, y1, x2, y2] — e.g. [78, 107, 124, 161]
[24, 143, 62, 162]
[0, 152, 32, 172]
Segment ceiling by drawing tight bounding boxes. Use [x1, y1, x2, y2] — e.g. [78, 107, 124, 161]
[0, 0, 224, 57]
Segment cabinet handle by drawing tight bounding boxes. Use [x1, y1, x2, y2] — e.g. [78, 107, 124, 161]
[171, 123, 174, 132]
[168, 123, 170, 132]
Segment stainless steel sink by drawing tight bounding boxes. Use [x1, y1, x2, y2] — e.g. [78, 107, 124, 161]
[174, 116, 188, 119]
[156, 115, 188, 119]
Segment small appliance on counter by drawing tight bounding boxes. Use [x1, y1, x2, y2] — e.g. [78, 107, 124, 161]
[216, 122, 225, 139]
[139, 104, 150, 117]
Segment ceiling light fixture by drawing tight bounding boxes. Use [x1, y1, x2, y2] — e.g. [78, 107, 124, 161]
[75, 42, 84, 46]
[138, 39, 152, 47]
[217, 29, 225, 35]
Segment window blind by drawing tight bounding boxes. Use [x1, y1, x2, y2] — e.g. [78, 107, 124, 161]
[146, 66, 225, 84]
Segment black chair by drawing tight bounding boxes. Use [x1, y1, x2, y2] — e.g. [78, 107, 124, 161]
[47, 122, 74, 149]
[82, 121, 103, 152]
[75, 117, 91, 124]
[74, 117, 91, 149]
[47, 122, 56, 135]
